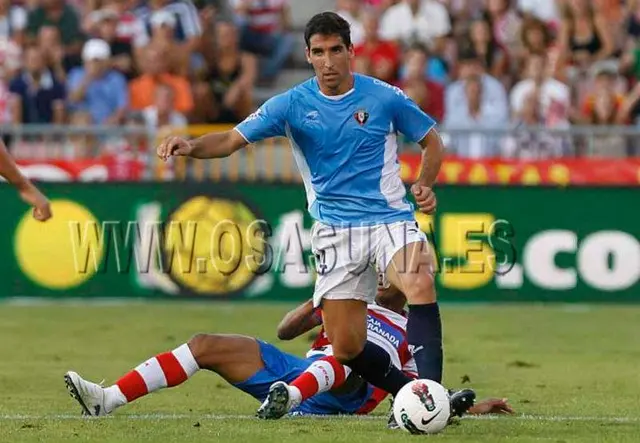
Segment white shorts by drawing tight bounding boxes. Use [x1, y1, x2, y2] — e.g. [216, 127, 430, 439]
[310, 220, 428, 307]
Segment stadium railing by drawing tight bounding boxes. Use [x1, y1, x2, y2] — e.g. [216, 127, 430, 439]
[1, 124, 638, 182]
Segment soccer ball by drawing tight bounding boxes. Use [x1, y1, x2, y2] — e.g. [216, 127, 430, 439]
[392, 379, 451, 434]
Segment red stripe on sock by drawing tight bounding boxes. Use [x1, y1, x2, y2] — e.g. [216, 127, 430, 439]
[324, 356, 347, 386]
[291, 371, 320, 401]
[291, 356, 347, 401]
[156, 352, 188, 387]
[116, 370, 148, 402]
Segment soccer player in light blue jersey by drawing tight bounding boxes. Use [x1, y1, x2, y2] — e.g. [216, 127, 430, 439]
[156, 11, 467, 421]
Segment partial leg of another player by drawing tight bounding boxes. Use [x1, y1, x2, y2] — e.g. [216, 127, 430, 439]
[64, 334, 264, 416]
[384, 238, 475, 416]
[257, 298, 413, 419]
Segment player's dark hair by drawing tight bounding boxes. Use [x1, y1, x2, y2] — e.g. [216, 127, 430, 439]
[304, 12, 352, 49]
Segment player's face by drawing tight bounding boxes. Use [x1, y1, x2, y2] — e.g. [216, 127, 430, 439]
[306, 34, 354, 92]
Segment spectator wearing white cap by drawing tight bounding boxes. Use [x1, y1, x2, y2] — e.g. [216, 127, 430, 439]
[66, 39, 129, 125]
[88, 8, 135, 79]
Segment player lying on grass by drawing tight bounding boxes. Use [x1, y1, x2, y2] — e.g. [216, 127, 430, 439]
[0, 139, 51, 221]
[64, 287, 512, 421]
[256, 282, 511, 425]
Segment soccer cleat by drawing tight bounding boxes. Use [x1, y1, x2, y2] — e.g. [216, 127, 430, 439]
[64, 371, 108, 417]
[448, 388, 476, 418]
[256, 381, 296, 420]
[386, 398, 400, 429]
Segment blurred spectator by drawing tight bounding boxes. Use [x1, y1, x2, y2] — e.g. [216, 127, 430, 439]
[0, 0, 27, 46]
[233, 0, 294, 83]
[86, 1, 149, 51]
[0, 37, 23, 81]
[193, 22, 256, 123]
[147, 10, 190, 77]
[336, 0, 365, 47]
[0, 58, 12, 129]
[67, 39, 129, 125]
[9, 45, 66, 124]
[142, 83, 188, 130]
[484, 0, 523, 57]
[517, 17, 553, 76]
[501, 97, 565, 159]
[444, 48, 509, 158]
[353, 11, 400, 84]
[88, 8, 135, 79]
[379, 0, 451, 55]
[444, 73, 508, 158]
[468, 17, 509, 83]
[35, 26, 67, 81]
[576, 66, 629, 157]
[510, 54, 570, 128]
[397, 44, 444, 122]
[26, 0, 84, 63]
[577, 67, 628, 125]
[192, 0, 236, 23]
[558, 0, 616, 73]
[129, 46, 194, 115]
[135, 0, 203, 53]
[61, 110, 95, 158]
[517, 0, 560, 30]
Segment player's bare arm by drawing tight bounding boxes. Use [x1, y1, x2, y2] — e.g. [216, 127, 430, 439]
[411, 128, 445, 215]
[277, 299, 322, 340]
[156, 129, 248, 161]
[0, 141, 52, 221]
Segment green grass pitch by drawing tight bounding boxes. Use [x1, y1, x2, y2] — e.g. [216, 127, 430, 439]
[0, 301, 638, 442]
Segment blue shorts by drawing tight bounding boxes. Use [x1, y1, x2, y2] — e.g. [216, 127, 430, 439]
[233, 340, 373, 416]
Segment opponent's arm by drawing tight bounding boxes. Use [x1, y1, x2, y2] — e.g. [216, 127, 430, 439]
[277, 299, 322, 341]
[157, 129, 248, 161]
[0, 141, 52, 221]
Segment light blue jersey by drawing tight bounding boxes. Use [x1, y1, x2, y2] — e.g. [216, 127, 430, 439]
[235, 74, 436, 226]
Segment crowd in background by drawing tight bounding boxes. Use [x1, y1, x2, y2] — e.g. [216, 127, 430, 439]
[1, 0, 639, 159]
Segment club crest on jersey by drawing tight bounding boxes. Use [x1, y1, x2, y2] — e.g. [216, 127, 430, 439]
[354, 109, 369, 125]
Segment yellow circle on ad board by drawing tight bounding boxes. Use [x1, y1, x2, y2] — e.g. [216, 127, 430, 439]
[14, 200, 103, 290]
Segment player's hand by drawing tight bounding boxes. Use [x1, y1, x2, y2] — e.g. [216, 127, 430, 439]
[157, 136, 192, 162]
[411, 184, 437, 214]
[468, 398, 514, 415]
[19, 183, 52, 222]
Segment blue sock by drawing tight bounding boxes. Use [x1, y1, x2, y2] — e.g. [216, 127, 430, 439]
[407, 303, 443, 383]
[345, 341, 412, 396]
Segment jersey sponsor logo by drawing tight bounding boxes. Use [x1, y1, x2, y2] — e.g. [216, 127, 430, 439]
[305, 110, 319, 121]
[372, 79, 410, 99]
[367, 315, 402, 349]
[354, 109, 369, 125]
[244, 108, 262, 122]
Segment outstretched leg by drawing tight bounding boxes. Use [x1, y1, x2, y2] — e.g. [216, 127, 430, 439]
[64, 334, 265, 416]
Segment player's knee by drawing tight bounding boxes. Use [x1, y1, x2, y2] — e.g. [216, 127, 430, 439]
[402, 273, 436, 304]
[332, 339, 366, 364]
[187, 333, 220, 365]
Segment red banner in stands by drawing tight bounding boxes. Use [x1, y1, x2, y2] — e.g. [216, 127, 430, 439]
[399, 155, 640, 186]
[15, 156, 145, 182]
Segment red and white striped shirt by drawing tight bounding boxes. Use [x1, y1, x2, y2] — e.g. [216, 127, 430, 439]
[308, 304, 417, 413]
[308, 304, 417, 377]
[232, 0, 288, 33]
